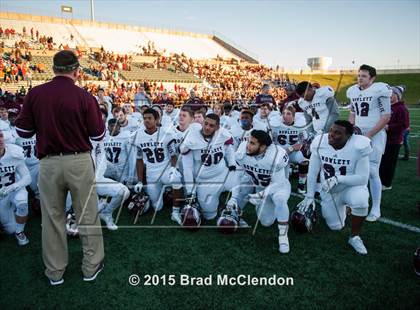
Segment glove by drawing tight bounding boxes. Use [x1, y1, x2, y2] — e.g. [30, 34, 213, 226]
[185, 193, 197, 206]
[134, 182, 143, 194]
[297, 196, 315, 212]
[322, 176, 338, 193]
[0, 184, 18, 197]
[226, 197, 238, 209]
[248, 190, 265, 206]
[228, 165, 236, 171]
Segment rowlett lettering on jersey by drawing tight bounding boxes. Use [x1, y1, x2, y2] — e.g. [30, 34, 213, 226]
[351, 96, 373, 103]
[0, 166, 16, 173]
[200, 146, 223, 154]
[320, 155, 350, 166]
[243, 164, 271, 175]
[138, 141, 164, 148]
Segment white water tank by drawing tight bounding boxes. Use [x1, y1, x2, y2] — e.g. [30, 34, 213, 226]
[307, 57, 332, 71]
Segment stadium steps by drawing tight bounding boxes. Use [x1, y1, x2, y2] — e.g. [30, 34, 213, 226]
[120, 63, 202, 83]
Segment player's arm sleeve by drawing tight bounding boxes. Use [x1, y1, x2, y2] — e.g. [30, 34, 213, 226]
[378, 95, 391, 116]
[224, 141, 236, 167]
[324, 97, 339, 132]
[337, 155, 369, 186]
[15, 161, 31, 189]
[181, 151, 194, 194]
[306, 152, 321, 198]
[86, 95, 106, 141]
[14, 91, 36, 138]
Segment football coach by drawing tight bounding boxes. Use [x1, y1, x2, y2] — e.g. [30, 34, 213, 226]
[15, 50, 105, 285]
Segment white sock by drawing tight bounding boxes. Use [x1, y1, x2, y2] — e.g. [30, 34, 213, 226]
[277, 223, 288, 237]
[16, 223, 25, 234]
[369, 175, 382, 216]
[172, 206, 180, 213]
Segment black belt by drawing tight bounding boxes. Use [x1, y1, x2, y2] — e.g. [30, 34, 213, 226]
[46, 151, 89, 158]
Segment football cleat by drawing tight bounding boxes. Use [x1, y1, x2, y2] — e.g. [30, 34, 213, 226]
[181, 195, 201, 229]
[291, 199, 317, 233]
[414, 247, 420, 276]
[99, 213, 118, 231]
[66, 212, 79, 237]
[171, 209, 182, 225]
[127, 191, 150, 217]
[15, 231, 29, 246]
[348, 235, 367, 255]
[366, 213, 380, 222]
[278, 236, 290, 254]
[217, 204, 241, 234]
[49, 278, 64, 286]
[83, 262, 104, 282]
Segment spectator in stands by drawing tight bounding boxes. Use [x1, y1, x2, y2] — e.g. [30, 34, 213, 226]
[184, 89, 204, 111]
[255, 83, 276, 107]
[134, 86, 151, 109]
[95, 88, 113, 117]
[379, 85, 409, 190]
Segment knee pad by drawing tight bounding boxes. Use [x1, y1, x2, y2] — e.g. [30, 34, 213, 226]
[298, 162, 309, 174]
[369, 162, 380, 178]
[202, 210, 217, 220]
[118, 186, 131, 202]
[15, 203, 29, 217]
[351, 205, 368, 217]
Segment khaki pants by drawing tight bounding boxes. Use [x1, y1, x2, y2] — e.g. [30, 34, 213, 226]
[39, 152, 104, 281]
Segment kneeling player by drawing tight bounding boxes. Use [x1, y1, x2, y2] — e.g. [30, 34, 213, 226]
[300, 120, 372, 254]
[0, 130, 31, 245]
[273, 106, 309, 193]
[230, 130, 291, 253]
[180, 114, 238, 221]
[133, 108, 182, 223]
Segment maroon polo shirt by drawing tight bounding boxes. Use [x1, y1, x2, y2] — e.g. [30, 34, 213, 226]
[15, 76, 105, 159]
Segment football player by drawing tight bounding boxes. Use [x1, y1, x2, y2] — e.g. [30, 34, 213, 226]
[272, 106, 309, 193]
[230, 130, 291, 253]
[103, 118, 137, 186]
[133, 108, 182, 223]
[180, 113, 238, 220]
[296, 81, 339, 136]
[231, 109, 254, 151]
[347, 64, 392, 222]
[164, 101, 179, 125]
[113, 106, 139, 134]
[301, 120, 372, 254]
[0, 129, 31, 245]
[13, 134, 39, 200]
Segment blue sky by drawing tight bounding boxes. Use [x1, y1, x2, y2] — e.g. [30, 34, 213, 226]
[2, 0, 419, 69]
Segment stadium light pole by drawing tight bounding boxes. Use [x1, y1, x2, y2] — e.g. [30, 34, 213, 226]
[90, 0, 95, 21]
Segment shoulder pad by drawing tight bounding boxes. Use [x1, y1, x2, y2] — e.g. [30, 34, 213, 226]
[316, 86, 335, 99]
[353, 135, 373, 156]
[373, 82, 392, 97]
[7, 143, 25, 160]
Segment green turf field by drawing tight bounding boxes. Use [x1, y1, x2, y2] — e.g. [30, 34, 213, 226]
[1, 103, 420, 310]
[287, 73, 420, 105]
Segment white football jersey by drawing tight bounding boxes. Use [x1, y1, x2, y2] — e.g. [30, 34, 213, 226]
[298, 86, 335, 132]
[235, 141, 289, 189]
[180, 125, 233, 179]
[347, 82, 392, 130]
[272, 123, 308, 149]
[310, 134, 372, 192]
[14, 135, 38, 166]
[230, 123, 253, 151]
[103, 131, 135, 176]
[134, 128, 176, 174]
[119, 116, 140, 134]
[0, 144, 26, 188]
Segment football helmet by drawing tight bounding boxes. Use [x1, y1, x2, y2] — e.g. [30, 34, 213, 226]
[300, 138, 312, 159]
[291, 198, 317, 233]
[217, 203, 240, 234]
[66, 212, 79, 237]
[181, 194, 201, 229]
[127, 190, 150, 217]
[414, 247, 420, 276]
